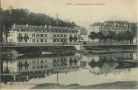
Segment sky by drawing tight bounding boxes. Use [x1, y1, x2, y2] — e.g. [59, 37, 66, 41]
[1, 0, 137, 28]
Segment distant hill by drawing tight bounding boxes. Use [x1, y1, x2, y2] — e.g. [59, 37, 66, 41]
[0, 8, 77, 28]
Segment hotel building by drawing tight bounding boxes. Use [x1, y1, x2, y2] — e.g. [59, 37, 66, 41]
[89, 21, 137, 45]
[6, 24, 80, 45]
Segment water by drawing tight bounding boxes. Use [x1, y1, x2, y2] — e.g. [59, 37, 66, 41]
[1, 51, 138, 88]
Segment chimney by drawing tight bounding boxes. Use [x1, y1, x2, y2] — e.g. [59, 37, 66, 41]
[49, 25, 51, 29]
[26, 24, 28, 28]
[13, 23, 16, 29]
[45, 25, 47, 28]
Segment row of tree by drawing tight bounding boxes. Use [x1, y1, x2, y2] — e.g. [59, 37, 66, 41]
[89, 30, 137, 45]
[0, 9, 77, 27]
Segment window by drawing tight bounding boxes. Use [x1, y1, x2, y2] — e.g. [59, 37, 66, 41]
[18, 33, 22, 42]
[33, 61, 35, 64]
[32, 34, 35, 37]
[19, 33, 22, 36]
[41, 39, 43, 42]
[25, 33, 28, 37]
[41, 60, 43, 63]
[53, 34, 56, 37]
[41, 34, 43, 37]
[53, 39, 56, 42]
[61, 39, 63, 42]
[36, 34, 39, 37]
[45, 39, 47, 42]
[64, 39, 67, 42]
[25, 39, 27, 42]
[57, 39, 59, 42]
[60, 34, 63, 37]
[45, 34, 47, 37]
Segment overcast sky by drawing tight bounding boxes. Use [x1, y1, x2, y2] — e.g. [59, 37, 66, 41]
[1, 0, 137, 28]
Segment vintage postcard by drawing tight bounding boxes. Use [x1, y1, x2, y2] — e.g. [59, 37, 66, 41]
[0, 0, 138, 89]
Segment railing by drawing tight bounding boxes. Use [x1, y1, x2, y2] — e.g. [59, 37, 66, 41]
[0, 42, 80, 47]
[0, 42, 137, 47]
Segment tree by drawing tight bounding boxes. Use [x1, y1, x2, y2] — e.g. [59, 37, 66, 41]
[89, 32, 97, 42]
[108, 31, 115, 44]
[97, 32, 105, 45]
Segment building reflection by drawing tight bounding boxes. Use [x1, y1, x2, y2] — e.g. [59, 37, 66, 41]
[1, 52, 137, 84]
[2, 55, 80, 83]
[99, 52, 134, 61]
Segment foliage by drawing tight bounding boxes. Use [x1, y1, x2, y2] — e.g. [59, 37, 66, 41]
[88, 32, 97, 40]
[0, 9, 77, 27]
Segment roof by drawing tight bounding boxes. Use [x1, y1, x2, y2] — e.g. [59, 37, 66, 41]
[11, 24, 79, 32]
[90, 21, 134, 31]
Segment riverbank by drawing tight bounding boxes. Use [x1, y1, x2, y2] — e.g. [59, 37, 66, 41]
[1, 81, 137, 89]
[31, 81, 138, 89]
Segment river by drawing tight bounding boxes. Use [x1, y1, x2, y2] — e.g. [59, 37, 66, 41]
[1, 51, 138, 89]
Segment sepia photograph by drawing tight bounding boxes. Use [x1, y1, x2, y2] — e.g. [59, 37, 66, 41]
[0, 0, 138, 89]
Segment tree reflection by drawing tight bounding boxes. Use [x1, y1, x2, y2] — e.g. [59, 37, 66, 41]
[88, 59, 119, 75]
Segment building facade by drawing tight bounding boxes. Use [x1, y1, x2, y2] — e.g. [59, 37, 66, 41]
[6, 24, 80, 45]
[89, 21, 137, 45]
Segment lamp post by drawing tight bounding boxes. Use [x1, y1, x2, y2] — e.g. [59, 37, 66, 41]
[56, 13, 59, 83]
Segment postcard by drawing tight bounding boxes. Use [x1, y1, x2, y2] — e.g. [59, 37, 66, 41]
[0, 0, 138, 89]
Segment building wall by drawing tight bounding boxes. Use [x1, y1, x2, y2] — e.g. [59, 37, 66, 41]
[7, 24, 80, 44]
[89, 21, 136, 45]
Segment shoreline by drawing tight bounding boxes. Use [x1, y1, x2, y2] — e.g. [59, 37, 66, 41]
[31, 81, 138, 89]
[1, 81, 138, 89]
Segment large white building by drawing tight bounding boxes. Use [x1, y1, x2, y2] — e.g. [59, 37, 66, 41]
[89, 21, 137, 45]
[6, 24, 81, 45]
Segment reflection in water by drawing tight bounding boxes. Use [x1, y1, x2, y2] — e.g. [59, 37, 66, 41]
[88, 60, 119, 75]
[86, 52, 138, 75]
[1, 51, 138, 86]
[2, 54, 80, 84]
